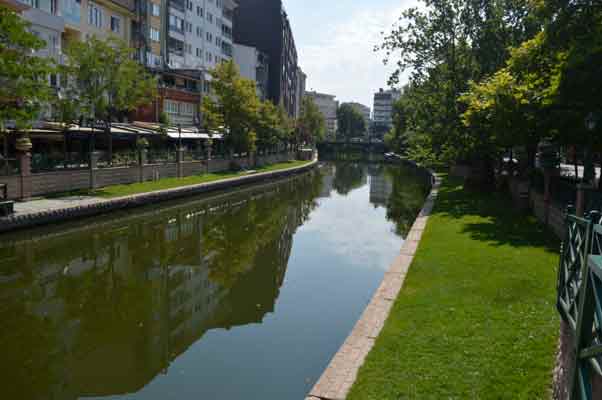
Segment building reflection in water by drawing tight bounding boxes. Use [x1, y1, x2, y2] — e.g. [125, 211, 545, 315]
[0, 162, 429, 400]
[0, 172, 323, 400]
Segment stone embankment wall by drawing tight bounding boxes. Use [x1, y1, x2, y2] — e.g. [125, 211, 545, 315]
[0, 158, 317, 233]
[0, 153, 294, 200]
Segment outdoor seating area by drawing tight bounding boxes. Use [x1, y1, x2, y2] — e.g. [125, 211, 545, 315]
[0, 121, 226, 176]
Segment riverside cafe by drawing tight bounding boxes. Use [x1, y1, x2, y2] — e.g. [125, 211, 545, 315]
[0, 121, 223, 174]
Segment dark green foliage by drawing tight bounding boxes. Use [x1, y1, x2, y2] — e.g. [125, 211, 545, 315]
[336, 103, 366, 140]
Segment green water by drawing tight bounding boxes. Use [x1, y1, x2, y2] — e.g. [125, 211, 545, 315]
[0, 161, 428, 399]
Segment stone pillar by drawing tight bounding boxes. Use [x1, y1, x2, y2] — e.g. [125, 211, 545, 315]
[139, 149, 147, 183]
[18, 151, 32, 200]
[89, 151, 100, 190]
[177, 147, 185, 178]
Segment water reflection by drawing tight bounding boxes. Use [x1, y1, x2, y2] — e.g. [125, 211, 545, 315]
[0, 162, 428, 400]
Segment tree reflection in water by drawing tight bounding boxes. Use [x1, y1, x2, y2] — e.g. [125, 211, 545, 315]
[0, 161, 428, 399]
[0, 173, 322, 400]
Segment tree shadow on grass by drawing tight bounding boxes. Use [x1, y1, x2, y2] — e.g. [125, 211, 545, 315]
[432, 176, 560, 253]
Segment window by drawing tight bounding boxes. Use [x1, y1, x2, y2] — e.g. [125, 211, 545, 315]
[196, 5, 202, 16]
[110, 16, 120, 33]
[150, 27, 160, 41]
[169, 15, 184, 32]
[196, 26, 202, 37]
[206, 32, 212, 42]
[186, 0, 192, 11]
[88, 3, 102, 28]
[207, 12, 212, 23]
[151, 3, 160, 16]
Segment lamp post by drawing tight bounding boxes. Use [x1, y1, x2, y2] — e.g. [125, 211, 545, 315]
[584, 112, 597, 185]
[178, 123, 182, 150]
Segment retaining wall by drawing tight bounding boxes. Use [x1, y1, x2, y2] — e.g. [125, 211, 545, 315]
[0, 157, 315, 233]
[0, 152, 294, 200]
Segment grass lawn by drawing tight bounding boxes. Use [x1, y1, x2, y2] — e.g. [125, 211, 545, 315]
[348, 176, 560, 400]
[85, 160, 311, 198]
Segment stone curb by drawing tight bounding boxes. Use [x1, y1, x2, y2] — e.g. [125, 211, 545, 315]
[307, 165, 441, 400]
[0, 160, 318, 234]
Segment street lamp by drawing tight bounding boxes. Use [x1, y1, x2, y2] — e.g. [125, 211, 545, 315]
[584, 112, 598, 184]
[178, 123, 182, 150]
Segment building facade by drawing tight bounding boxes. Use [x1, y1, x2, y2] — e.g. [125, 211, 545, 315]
[233, 43, 269, 100]
[233, 0, 298, 117]
[305, 91, 338, 140]
[372, 88, 401, 138]
[133, 0, 238, 125]
[294, 66, 306, 118]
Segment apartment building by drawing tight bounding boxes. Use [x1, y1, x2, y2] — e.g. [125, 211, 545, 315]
[233, 0, 299, 117]
[372, 88, 401, 137]
[305, 91, 338, 140]
[295, 67, 306, 118]
[233, 43, 269, 100]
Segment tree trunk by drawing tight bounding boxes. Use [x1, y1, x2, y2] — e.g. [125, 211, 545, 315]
[526, 144, 537, 172]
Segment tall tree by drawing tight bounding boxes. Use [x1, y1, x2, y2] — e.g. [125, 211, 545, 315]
[337, 103, 365, 140]
[0, 6, 53, 133]
[378, 0, 541, 164]
[202, 61, 261, 153]
[59, 36, 156, 125]
[296, 96, 326, 145]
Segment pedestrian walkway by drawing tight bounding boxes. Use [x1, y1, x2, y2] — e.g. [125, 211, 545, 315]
[13, 196, 104, 216]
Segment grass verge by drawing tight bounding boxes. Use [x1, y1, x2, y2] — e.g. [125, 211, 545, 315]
[76, 160, 310, 198]
[348, 176, 560, 400]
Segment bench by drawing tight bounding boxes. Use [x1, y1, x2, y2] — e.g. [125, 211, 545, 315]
[0, 184, 14, 217]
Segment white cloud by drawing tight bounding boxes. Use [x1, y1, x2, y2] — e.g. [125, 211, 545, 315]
[298, 1, 421, 109]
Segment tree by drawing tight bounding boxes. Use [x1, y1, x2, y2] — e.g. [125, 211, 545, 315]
[296, 96, 326, 145]
[202, 61, 261, 153]
[384, 97, 407, 152]
[0, 6, 54, 133]
[60, 36, 156, 123]
[336, 103, 365, 140]
[378, 0, 541, 164]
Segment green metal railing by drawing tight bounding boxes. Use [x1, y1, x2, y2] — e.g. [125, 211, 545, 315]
[558, 207, 602, 399]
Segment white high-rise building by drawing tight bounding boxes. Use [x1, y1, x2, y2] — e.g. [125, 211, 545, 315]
[167, 0, 236, 71]
[305, 91, 338, 140]
[372, 88, 401, 137]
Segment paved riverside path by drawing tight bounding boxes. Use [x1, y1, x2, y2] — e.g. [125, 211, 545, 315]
[13, 196, 104, 216]
[306, 174, 441, 400]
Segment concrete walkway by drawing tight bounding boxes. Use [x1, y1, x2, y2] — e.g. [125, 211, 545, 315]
[13, 196, 104, 216]
[306, 174, 441, 400]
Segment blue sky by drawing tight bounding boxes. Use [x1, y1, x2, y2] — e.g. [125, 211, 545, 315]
[285, 0, 421, 109]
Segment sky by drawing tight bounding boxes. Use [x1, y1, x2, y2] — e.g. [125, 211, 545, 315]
[285, 0, 422, 110]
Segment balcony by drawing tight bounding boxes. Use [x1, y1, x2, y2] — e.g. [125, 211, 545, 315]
[170, 0, 185, 12]
[221, 42, 232, 57]
[107, 0, 135, 13]
[222, 8, 233, 22]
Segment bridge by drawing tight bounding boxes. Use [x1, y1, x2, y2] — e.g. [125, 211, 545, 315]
[317, 141, 387, 154]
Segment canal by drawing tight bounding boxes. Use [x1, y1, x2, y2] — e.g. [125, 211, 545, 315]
[0, 161, 429, 400]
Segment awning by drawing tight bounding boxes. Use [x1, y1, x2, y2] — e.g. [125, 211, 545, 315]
[166, 127, 223, 140]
